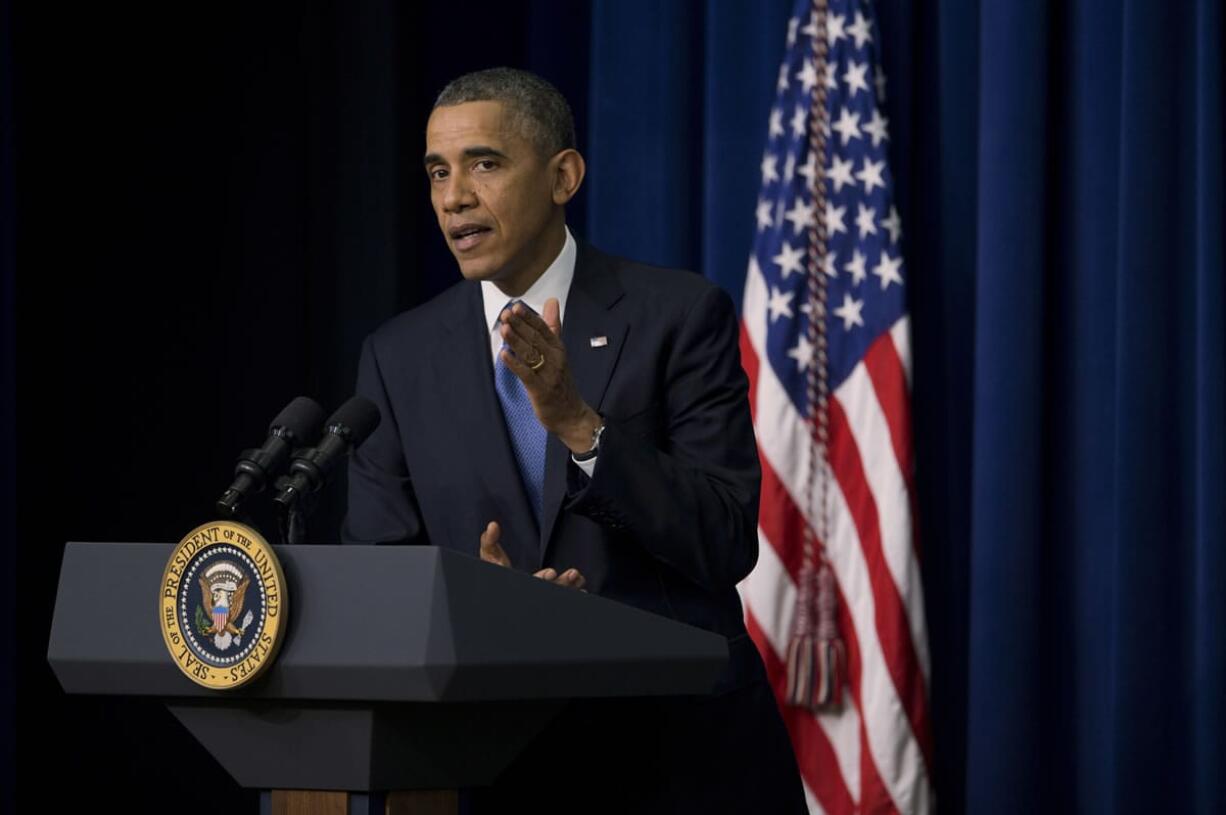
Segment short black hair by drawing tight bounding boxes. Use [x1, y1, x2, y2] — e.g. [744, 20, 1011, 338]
[433, 67, 576, 157]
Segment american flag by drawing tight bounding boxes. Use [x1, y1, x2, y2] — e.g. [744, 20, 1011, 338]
[737, 0, 934, 812]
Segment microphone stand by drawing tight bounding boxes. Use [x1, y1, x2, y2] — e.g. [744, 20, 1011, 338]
[274, 474, 311, 545]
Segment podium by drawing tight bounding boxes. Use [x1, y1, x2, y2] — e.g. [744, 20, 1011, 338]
[47, 542, 729, 813]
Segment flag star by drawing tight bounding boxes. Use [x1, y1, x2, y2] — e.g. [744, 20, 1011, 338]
[826, 13, 847, 47]
[827, 155, 855, 193]
[875, 66, 888, 102]
[800, 11, 819, 38]
[761, 152, 779, 184]
[881, 205, 903, 243]
[772, 241, 806, 279]
[755, 197, 774, 231]
[831, 107, 862, 145]
[796, 59, 819, 93]
[787, 335, 816, 371]
[855, 157, 886, 193]
[821, 249, 838, 277]
[844, 249, 868, 284]
[784, 197, 816, 234]
[833, 293, 865, 330]
[843, 61, 870, 98]
[824, 202, 847, 235]
[767, 286, 795, 322]
[823, 62, 838, 90]
[791, 105, 807, 138]
[787, 16, 799, 47]
[799, 299, 815, 317]
[872, 251, 904, 289]
[797, 151, 818, 187]
[777, 62, 790, 93]
[855, 203, 878, 238]
[848, 11, 874, 49]
[783, 152, 796, 182]
[863, 108, 890, 146]
[769, 107, 784, 139]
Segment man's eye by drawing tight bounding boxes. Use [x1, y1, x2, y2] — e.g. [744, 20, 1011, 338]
[428, 168, 447, 181]
[475, 159, 498, 171]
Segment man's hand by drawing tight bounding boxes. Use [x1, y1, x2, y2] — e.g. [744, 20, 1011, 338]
[479, 521, 586, 589]
[498, 298, 602, 455]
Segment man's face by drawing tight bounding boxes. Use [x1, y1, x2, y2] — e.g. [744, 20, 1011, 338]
[424, 101, 560, 287]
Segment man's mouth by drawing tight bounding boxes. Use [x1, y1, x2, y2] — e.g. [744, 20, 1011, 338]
[449, 224, 492, 252]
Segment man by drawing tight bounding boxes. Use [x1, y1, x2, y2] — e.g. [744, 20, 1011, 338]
[343, 67, 805, 813]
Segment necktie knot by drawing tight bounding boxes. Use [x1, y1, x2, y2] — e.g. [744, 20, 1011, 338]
[497, 298, 538, 328]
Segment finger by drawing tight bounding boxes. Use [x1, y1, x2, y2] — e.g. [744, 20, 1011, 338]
[498, 321, 546, 369]
[501, 315, 554, 366]
[507, 303, 559, 351]
[480, 520, 499, 547]
[499, 346, 540, 385]
[503, 313, 565, 375]
[533, 567, 559, 581]
[483, 538, 511, 568]
[553, 568, 586, 589]
[542, 298, 562, 337]
[479, 521, 511, 567]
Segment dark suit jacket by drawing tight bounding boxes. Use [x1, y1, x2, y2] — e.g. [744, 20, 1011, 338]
[342, 240, 805, 811]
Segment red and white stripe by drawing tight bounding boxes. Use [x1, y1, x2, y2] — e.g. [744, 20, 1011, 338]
[739, 258, 934, 814]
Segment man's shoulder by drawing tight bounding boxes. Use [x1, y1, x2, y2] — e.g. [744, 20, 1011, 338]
[577, 241, 725, 307]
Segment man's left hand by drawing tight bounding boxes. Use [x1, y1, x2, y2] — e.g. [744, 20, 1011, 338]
[480, 521, 586, 589]
[499, 297, 601, 454]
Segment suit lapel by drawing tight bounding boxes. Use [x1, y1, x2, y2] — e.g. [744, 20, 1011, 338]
[433, 283, 540, 571]
[537, 244, 628, 563]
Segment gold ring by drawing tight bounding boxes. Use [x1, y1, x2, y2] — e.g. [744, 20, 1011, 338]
[529, 353, 546, 371]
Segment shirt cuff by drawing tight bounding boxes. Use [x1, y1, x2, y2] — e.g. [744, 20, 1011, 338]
[571, 452, 597, 478]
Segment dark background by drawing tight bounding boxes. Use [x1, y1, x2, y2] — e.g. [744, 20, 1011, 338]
[5, 0, 1225, 813]
[8, 2, 597, 812]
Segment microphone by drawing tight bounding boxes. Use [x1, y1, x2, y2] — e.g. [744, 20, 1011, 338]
[271, 396, 381, 512]
[215, 396, 327, 518]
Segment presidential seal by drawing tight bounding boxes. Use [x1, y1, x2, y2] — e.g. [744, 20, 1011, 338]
[159, 520, 287, 689]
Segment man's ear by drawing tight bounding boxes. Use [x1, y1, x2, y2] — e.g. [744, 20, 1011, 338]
[550, 149, 586, 205]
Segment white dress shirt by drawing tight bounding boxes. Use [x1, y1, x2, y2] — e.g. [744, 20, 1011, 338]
[480, 226, 597, 477]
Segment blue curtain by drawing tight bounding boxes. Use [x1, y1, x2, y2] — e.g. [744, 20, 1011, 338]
[956, 2, 1224, 812]
[584, 1, 1225, 812]
[586, 1, 791, 307]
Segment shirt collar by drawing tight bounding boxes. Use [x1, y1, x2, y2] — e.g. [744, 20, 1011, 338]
[481, 225, 577, 333]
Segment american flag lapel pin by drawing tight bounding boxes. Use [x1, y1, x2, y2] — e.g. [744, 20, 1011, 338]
[589, 335, 608, 348]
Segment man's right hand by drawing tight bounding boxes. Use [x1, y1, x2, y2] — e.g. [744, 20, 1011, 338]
[480, 521, 586, 589]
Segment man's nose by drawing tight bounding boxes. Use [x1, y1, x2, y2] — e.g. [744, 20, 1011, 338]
[442, 172, 476, 212]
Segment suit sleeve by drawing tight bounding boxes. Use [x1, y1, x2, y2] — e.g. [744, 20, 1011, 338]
[565, 284, 760, 592]
[341, 334, 430, 546]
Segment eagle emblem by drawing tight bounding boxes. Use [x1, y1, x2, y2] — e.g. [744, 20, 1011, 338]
[161, 520, 287, 690]
[195, 560, 256, 651]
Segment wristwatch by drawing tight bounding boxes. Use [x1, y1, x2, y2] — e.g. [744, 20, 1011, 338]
[572, 420, 605, 462]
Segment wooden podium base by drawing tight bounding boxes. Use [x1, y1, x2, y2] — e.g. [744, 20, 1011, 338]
[269, 789, 458, 815]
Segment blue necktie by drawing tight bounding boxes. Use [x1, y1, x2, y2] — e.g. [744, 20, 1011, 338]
[494, 300, 547, 523]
